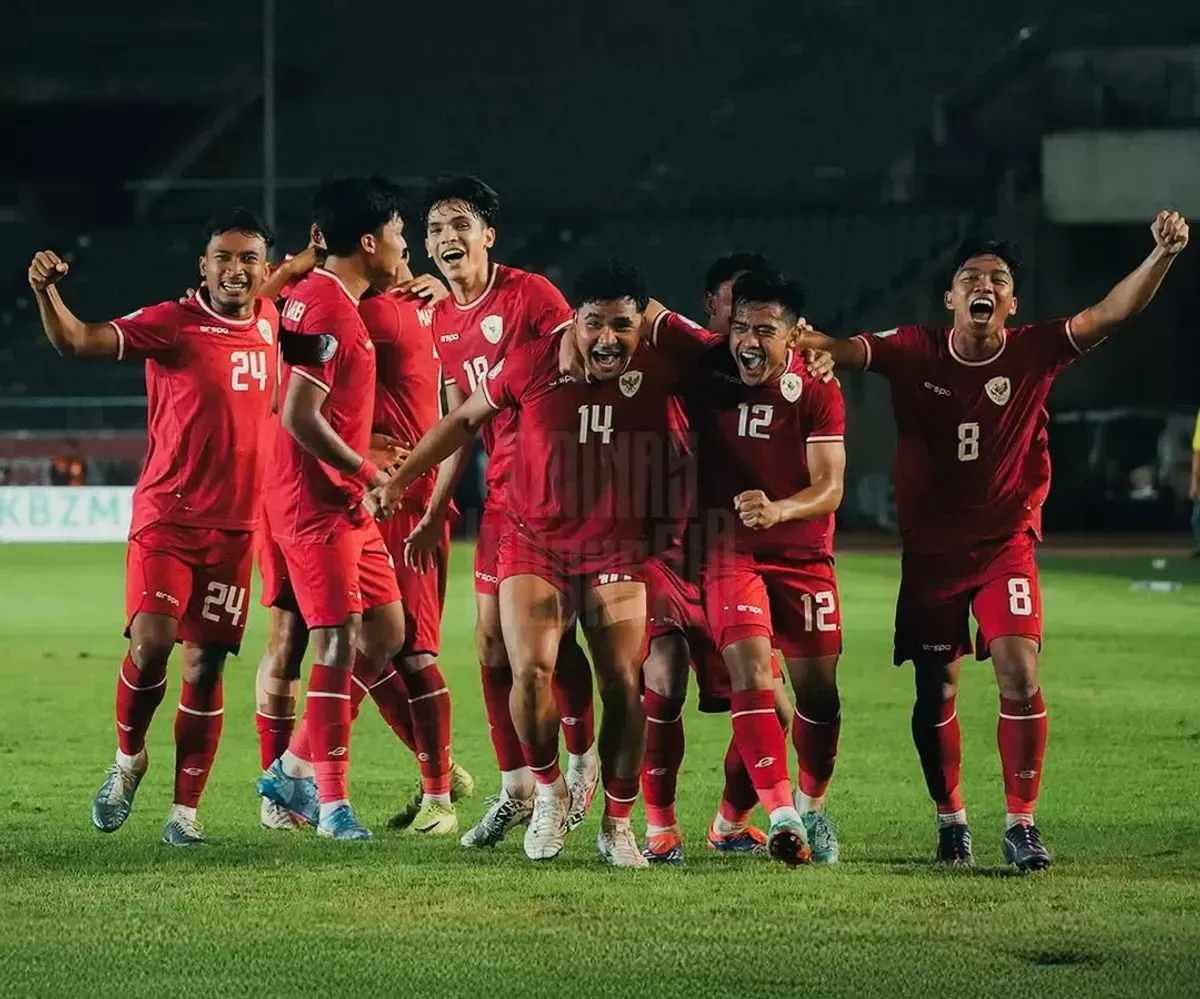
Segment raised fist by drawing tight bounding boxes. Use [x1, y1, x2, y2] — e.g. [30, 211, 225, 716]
[29, 250, 69, 292]
[1152, 211, 1189, 255]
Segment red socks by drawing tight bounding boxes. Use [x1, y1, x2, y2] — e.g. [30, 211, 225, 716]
[792, 696, 841, 800]
[255, 711, 294, 770]
[998, 689, 1048, 817]
[718, 734, 759, 824]
[554, 639, 595, 755]
[482, 664, 526, 771]
[730, 688, 792, 812]
[642, 690, 685, 828]
[520, 733, 562, 786]
[406, 664, 452, 796]
[603, 774, 639, 820]
[306, 664, 352, 804]
[115, 653, 167, 757]
[350, 658, 417, 753]
[911, 696, 964, 814]
[173, 678, 224, 808]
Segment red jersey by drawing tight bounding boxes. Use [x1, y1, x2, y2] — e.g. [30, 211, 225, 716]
[359, 289, 441, 509]
[852, 319, 1088, 554]
[675, 317, 844, 561]
[434, 264, 572, 508]
[110, 291, 277, 537]
[266, 268, 376, 542]
[481, 325, 719, 571]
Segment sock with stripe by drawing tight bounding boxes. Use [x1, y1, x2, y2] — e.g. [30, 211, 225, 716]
[115, 653, 167, 760]
[255, 711, 294, 771]
[481, 664, 528, 772]
[603, 773, 639, 821]
[716, 734, 759, 828]
[306, 664, 353, 805]
[998, 688, 1047, 821]
[911, 695, 964, 816]
[173, 677, 224, 808]
[730, 688, 793, 814]
[407, 663, 452, 798]
[792, 689, 841, 812]
[641, 689, 685, 831]
[519, 732, 562, 790]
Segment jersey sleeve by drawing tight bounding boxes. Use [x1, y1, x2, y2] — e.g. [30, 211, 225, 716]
[651, 311, 723, 360]
[849, 324, 925, 379]
[1021, 318, 1087, 375]
[480, 345, 532, 411]
[523, 274, 573, 337]
[358, 295, 403, 347]
[280, 299, 351, 394]
[804, 377, 846, 444]
[108, 301, 181, 361]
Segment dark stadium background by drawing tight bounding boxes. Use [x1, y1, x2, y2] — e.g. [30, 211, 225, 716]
[3, 0, 1199, 537]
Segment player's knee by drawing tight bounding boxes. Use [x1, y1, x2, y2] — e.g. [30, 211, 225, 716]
[723, 640, 774, 691]
[914, 659, 959, 705]
[264, 612, 307, 681]
[642, 635, 688, 700]
[128, 617, 176, 673]
[476, 625, 509, 671]
[509, 650, 555, 689]
[312, 622, 358, 669]
[182, 645, 227, 686]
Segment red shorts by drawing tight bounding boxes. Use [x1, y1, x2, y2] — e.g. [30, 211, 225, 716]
[125, 523, 254, 652]
[497, 531, 644, 598]
[277, 520, 402, 629]
[473, 501, 505, 596]
[894, 532, 1041, 666]
[703, 553, 842, 659]
[378, 509, 450, 657]
[645, 554, 730, 712]
[256, 522, 298, 613]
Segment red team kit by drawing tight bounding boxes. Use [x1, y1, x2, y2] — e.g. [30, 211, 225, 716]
[28, 183, 1187, 872]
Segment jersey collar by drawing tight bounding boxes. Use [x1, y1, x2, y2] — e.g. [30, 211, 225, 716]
[947, 327, 1006, 366]
[452, 263, 498, 312]
[313, 267, 360, 305]
[193, 288, 257, 327]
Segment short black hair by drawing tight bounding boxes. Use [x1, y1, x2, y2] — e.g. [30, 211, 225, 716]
[202, 207, 275, 250]
[731, 270, 807, 324]
[704, 251, 772, 294]
[311, 176, 406, 257]
[949, 237, 1023, 291]
[571, 260, 649, 311]
[423, 173, 500, 229]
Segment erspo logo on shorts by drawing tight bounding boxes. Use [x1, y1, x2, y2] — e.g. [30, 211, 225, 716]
[476, 571, 499, 585]
[155, 591, 181, 607]
[736, 604, 764, 615]
[923, 643, 953, 651]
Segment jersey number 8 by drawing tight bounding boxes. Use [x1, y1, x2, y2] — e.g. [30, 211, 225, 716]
[957, 421, 980, 462]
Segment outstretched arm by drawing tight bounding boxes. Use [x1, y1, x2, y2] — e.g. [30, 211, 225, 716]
[1069, 211, 1188, 351]
[734, 441, 846, 530]
[379, 385, 499, 518]
[28, 252, 121, 359]
[795, 326, 868, 372]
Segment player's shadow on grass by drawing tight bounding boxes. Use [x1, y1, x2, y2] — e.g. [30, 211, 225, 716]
[864, 856, 1027, 879]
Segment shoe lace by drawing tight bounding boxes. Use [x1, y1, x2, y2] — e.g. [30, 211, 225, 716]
[1011, 823, 1040, 851]
[529, 796, 563, 837]
[611, 824, 641, 858]
[105, 764, 136, 805]
[173, 813, 204, 840]
[808, 813, 836, 851]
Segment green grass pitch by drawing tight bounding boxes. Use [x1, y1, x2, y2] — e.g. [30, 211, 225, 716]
[1, 543, 1199, 998]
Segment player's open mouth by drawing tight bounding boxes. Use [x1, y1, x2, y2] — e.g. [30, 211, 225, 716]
[439, 248, 466, 264]
[219, 279, 250, 293]
[737, 348, 766, 374]
[589, 342, 624, 372]
[968, 295, 994, 321]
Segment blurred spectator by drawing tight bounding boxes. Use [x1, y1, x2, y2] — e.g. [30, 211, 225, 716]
[50, 440, 88, 486]
[1191, 408, 1200, 555]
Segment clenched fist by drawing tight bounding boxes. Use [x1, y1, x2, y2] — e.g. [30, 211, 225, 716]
[29, 250, 69, 292]
[734, 489, 781, 530]
[1152, 211, 1189, 255]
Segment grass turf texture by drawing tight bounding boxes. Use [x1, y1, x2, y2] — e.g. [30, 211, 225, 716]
[2, 543, 1198, 999]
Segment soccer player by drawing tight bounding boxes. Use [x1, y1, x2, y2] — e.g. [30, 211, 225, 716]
[28, 208, 279, 846]
[381, 261, 719, 866]
[640, 251, 790, 863]
[252, 234, 473, 834]
[798, 211, 1189, 870]
[255, 176, 411, 841]
[359, 273, 477, 835]
[406, 174, 599, 848]
[658, 272, 847, 866]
